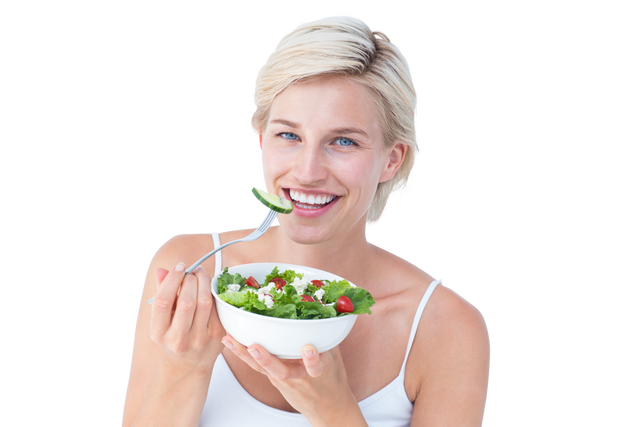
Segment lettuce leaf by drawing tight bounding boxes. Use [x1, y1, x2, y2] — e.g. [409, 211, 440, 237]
[299, 302, 337, 319]
[340, 287, 375, 315]
[264, 267, 303, 286]
[323, 279, 353, 301]
[217, 268, 375, 319]
[217, 267, 246, 294]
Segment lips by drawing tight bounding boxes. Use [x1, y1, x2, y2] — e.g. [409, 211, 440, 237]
[284, 188, 340, 217]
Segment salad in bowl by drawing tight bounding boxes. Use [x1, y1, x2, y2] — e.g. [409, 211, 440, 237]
[211, 263, 375, 358]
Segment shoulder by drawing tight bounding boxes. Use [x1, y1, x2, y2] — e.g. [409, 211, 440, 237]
[411, 284, 489, 376]
[405, 284, 490, 423]
[149, 233, 218, 275]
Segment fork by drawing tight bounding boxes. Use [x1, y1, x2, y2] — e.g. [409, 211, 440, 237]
[147, 207, 279, 304]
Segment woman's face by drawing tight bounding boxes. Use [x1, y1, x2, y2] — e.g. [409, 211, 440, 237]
[261, 76, 404, 245]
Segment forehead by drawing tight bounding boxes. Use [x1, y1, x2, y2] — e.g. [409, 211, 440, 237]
[267, 76, 382, 134]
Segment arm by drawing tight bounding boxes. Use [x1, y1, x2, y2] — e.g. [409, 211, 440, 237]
[129, 347, 213, 427]
[409, 287, 490, 426]
[122, 236, 225, 427]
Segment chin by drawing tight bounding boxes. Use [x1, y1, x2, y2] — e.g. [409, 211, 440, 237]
[279, 218, 332, 246]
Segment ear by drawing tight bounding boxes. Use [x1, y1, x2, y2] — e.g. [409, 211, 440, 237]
[259, 134, 263, 149]
[379, 142, 408, 183]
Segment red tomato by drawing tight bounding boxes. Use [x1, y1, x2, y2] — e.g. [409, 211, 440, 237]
[311, 280, 324, 288]
[245, 276, 260, 288]
[269, 277, 287, 290]
[301, 295, 315, 302]
[336, 295, 354, 313]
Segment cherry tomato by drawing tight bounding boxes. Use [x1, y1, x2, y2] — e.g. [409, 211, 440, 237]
[301, 295, 315, 302]
[269, 277, 287, 290]
[311, 280, 324, 288]
[336, 295, 354, 313]
[245, 276, 260, 288]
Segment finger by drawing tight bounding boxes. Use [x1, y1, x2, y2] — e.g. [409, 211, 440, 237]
[169, 272, 198, 336]
[190, 266, 213, 336]
[247, 344, 307, 381]
[150, 262, 186, 338]
[301, 345, 325, 378]
[221, 335, 269, 375]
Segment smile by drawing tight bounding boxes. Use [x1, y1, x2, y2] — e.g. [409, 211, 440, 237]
[288, 190, 337, 210]
[290, 190, 336, 205]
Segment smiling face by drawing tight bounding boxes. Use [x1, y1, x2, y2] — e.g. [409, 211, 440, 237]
[260, 76, 405, 245]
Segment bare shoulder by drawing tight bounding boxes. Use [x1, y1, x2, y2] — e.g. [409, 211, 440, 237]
[368, 246, 489, 422]
[406, 282, 490, 425]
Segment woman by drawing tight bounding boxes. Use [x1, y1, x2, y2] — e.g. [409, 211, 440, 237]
[123, 16, 489, 426]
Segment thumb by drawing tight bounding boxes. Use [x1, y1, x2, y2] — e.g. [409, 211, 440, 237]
[302, 345, 325, 378]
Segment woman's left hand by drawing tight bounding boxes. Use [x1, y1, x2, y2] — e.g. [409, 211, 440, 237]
[221, 335, 366, 426]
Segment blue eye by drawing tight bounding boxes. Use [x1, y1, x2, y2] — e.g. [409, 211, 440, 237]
[334, 137, 355, 146]
[279, 132, 299, 141]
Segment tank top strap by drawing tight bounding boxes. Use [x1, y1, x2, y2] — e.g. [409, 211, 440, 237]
[211, 232, 222, 276]
[400, 279, 441, 373]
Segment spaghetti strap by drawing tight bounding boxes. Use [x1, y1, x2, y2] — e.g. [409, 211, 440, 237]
[211, 232, 222, 276]
[400, 279, 441, 373]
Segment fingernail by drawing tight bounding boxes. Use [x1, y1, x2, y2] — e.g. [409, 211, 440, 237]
[247, 348, 260, 358]
[193, 265, 204, 272]
[175, 262, 185, 272]
[222, 340, 234, 350]
[304, 349, 313, 358]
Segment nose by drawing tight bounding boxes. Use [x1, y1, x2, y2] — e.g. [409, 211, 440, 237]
[292, 140, 328, 184]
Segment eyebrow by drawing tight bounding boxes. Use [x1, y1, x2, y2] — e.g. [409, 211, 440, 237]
[269, 119, 369, 137]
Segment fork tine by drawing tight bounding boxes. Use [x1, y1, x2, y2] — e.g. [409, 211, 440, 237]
[258, 209, 278, 232]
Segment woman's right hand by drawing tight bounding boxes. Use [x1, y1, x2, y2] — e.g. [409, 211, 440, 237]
[150, 262, 225, 372]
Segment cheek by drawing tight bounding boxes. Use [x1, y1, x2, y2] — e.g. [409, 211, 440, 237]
[261, 146, 287, 186]
[340, 156, 381, 195]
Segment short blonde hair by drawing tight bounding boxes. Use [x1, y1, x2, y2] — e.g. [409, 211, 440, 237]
[252, 16, 417, 222]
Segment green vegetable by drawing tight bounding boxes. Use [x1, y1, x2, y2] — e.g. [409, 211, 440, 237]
[216, 267, 374, 319]
[217, 267, 247, 294]
[265, 266, 302, 284]
[252, 188, 294, 214]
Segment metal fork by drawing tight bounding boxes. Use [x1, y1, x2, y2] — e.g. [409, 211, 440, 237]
[148, 208, 279, 304]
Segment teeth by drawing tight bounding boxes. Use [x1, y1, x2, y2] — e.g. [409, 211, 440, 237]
[290, 190, 336, 205]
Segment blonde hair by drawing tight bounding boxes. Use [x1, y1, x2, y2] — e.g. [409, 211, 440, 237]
[252, 16, 417, 222]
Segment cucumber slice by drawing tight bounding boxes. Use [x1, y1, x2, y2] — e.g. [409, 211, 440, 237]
[252, 188, 293, 214]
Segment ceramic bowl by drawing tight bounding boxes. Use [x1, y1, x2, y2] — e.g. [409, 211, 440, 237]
[211, 263, 358, 359]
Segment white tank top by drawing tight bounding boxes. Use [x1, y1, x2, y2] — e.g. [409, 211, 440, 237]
[199, 233, 441, 427]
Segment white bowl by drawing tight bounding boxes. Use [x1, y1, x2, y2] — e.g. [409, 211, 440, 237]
[211, 263, 359, 359]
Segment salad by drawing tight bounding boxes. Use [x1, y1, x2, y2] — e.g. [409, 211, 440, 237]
[216, 266, 375, 319]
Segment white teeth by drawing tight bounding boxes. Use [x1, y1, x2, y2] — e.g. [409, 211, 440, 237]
[289, 191, 336, 205]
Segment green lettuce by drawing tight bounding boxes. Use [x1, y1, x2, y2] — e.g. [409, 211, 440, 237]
[264, 266, 303, 284]
[217, 267, 375, 319]
[217, 267, 247, 294]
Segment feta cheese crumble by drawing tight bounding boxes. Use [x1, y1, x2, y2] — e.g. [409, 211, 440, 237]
[261, 293, 274, 308]
[253, 282, 276, 308]
[291, 277, 311, 295]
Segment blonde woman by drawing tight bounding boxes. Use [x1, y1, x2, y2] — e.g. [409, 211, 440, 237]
[123, 16, 489, 427]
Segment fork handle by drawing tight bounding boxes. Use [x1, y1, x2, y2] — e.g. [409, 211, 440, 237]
[147, 240, 237, 304]
[183, 240, 236, 275]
